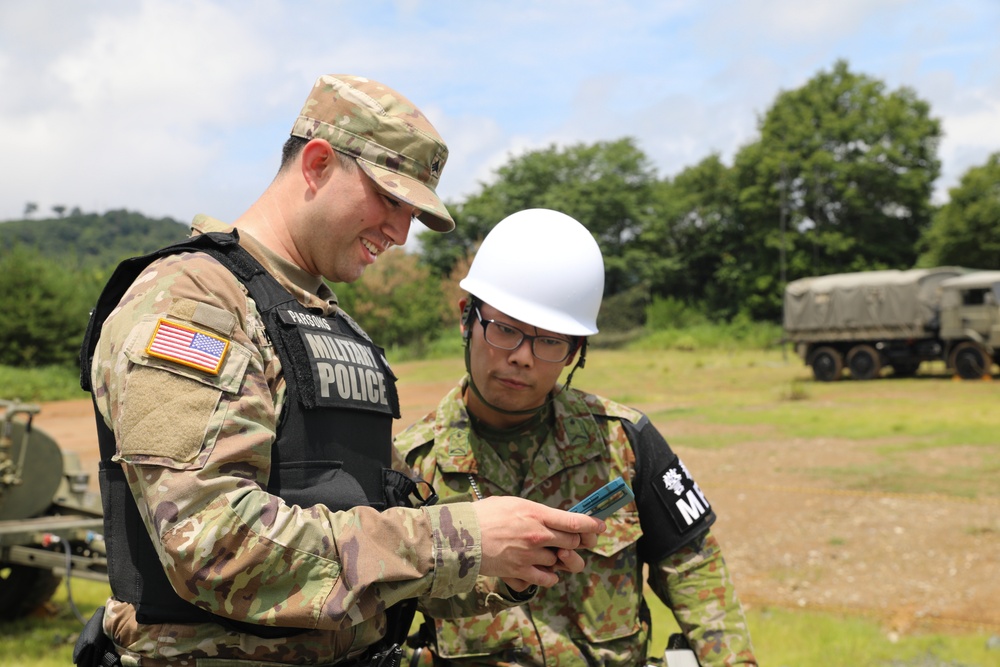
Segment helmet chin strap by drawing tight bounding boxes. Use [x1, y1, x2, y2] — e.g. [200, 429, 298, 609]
[462, 337, 587, 418]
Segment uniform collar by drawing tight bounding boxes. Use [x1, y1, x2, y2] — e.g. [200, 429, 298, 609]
[431, 377, 607, 496]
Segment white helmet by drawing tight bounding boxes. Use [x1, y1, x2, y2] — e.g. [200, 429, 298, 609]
[460, 209, 604, 336]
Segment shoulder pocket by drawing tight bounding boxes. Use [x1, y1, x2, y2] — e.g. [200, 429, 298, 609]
[123, 316, 250, 393]
[116, 316, 250, 467]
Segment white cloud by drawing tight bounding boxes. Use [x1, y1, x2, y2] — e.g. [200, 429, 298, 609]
[1, 0, 999, 224]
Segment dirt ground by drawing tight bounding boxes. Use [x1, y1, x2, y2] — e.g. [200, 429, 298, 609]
[34, 386, 1000, 639]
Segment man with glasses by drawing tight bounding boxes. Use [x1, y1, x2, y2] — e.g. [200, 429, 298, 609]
[77, 78, 604, 667]
[396, 209, 757, 666]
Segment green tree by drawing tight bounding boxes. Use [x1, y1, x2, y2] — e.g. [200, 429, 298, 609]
[918, 152, 1000, 269]
[333, 249, 450, 351]
[0, 246, 102, 367]
[0, 208, 188, 270]
[734, 59, 942, 319]
[420, 139, 661, 297]
[645, 154, 743, 318]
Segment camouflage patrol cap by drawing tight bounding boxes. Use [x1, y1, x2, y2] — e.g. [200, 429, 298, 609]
[291, 74, 454, 232]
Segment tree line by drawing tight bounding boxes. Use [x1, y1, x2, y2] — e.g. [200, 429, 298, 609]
[421, 60, 999, 326]
[2, 59, 998, 368]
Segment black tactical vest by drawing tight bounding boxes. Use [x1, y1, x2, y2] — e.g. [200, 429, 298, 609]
[80, 231, 418, 638]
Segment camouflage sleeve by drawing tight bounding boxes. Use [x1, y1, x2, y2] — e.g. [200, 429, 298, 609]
[93, 254, 483, 632]
[416, 578, 534, 620]
[395, 425, 533, 620]
[647, 531, 758, 667]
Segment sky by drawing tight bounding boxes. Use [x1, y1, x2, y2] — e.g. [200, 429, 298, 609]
[2, 0, 999, 242]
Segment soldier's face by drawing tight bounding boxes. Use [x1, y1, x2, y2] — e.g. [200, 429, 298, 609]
[299, 155, 415, 283]
[464, 301, 575, 429]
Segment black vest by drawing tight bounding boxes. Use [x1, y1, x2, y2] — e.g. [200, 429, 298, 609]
[80, 231, 418, 638]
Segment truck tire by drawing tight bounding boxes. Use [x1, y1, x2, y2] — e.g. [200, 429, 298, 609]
[810, 346, 843, 382]
[846, 345, 882, 380]
[0, 562, 62, 621]
[950, 341, 990, 380]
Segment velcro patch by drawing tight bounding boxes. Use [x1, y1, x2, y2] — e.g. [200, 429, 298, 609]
[651, 454, 712, 533]
[146, 318, 230, 375]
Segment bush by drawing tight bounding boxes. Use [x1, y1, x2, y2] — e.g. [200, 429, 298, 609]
[598, 284, 651, 332]
[645, 296, 708, 330]
[333, 249, 451, 352]
[0, 364, 85, 401]
[637, 297, 783, 351]
[0, 247, 105, 367]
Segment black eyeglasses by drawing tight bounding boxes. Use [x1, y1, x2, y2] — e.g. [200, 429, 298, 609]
[474, 307, 574, 363]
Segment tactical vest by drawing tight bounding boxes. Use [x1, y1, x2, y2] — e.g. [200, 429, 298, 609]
[79, 231, 416, 638]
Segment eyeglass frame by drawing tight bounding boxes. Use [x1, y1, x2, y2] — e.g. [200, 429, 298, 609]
[472, 305, 577, 363]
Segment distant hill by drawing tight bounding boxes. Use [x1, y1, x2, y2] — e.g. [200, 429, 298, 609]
[0, 209, 190, 268]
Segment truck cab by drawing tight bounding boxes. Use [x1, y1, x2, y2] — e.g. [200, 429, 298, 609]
[939, 271, 1000, 379]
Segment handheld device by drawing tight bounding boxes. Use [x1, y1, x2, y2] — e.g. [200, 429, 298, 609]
[569, 476, 634, 519]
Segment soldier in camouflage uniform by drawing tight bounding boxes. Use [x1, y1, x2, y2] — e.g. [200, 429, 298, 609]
[76, 76, 604, 667]
[396, 210, 757, 667]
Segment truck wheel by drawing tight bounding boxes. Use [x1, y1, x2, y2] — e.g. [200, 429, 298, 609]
[846, 345, 882, 380]
[951, 342, 989, 380]
[810, 347, 843, 382]
[0, 562, 62, 621]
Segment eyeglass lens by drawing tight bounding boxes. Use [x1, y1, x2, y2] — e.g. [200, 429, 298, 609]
[477, 308, 572, 362]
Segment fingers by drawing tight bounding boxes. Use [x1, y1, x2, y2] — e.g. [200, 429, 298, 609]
[537, 505, 606, 539]
[501, 576, 532, 592]
[518, 565, 559, 589]
[552, 548, 586, 574]
[475, 497, 606, 586]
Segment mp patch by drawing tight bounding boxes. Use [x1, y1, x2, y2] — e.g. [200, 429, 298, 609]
[146, 319, 229, 375]
[651, 454, 712, 533]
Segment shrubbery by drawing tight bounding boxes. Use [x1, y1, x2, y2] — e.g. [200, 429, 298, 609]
[0, 247, 106, 367]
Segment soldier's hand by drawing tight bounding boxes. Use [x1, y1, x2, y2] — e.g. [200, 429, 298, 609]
[499, 548, 586, 592]
[473, 496, 605, 588]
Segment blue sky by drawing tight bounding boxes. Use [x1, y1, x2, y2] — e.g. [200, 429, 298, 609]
[2, 0, 998, 242]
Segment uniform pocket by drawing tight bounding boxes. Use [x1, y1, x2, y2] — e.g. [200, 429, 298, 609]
[432, 611, 524, 659]
[574, 512, 644, 643]
[123, 316, 251, 394]
[115, 317, 251, 468]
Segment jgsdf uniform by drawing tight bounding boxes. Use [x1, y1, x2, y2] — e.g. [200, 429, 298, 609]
[81, 217, 519, 666]
[396, 379, 758, 667]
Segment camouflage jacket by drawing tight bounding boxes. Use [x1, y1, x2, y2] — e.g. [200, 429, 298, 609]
[396, 379, 757, 667]
[90, 217, 504, 666]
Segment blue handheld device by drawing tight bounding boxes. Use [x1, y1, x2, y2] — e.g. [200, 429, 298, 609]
[569, 476, 634, 519]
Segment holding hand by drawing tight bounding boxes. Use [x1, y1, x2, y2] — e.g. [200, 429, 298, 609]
[473, 496, 605, 589]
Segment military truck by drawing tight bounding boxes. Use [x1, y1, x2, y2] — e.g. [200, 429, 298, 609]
[0, 399, 107, 620]
[783, 267, 1000, 381]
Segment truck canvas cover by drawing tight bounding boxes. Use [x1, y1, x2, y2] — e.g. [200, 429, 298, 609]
[784, 267, 968, 338]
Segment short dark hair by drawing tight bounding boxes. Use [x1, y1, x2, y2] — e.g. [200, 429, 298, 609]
[279, 135, 359, 175]
[280, 135, 308, 171]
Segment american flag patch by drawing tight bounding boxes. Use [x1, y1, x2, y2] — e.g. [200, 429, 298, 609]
[146, 319, 229, 375]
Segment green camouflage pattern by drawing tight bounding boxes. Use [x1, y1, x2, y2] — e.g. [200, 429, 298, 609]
[291, 74, 454, 232]
[395, 379, 758, 667]
[91, 216, 490, 665]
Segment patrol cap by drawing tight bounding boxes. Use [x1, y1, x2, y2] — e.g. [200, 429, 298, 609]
[291, 74, 455, 232]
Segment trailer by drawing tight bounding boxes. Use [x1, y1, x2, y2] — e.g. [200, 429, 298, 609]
[0, 399, 107, 620]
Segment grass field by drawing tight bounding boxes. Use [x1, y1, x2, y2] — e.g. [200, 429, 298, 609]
[2, 340, 998, 666]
